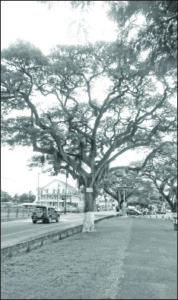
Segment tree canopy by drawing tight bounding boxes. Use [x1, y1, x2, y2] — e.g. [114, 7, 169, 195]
[1, 1, 177, 230]
[1, 40, 176, 213]
[71, 1, 177, 75]
[109, 0, 177, 74]
[140, 142, 177, 211]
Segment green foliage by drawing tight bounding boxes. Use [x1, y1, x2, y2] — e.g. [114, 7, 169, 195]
[1, 116, 33, 148]
[69, 1, 177, 75]
[70, 1, 93, 9]
[108, 1, 177, 75]
[102, 167, 160, 207]
[140, 142, 177, 211]
[1, 191, 12, 202]
[1, 40, 48, 66]
[38, 1, 177, 76]
[1, 190, 35, 204]
[18, 192, 36, 203]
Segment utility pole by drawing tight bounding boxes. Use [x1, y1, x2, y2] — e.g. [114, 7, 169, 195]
[64, 171, 68, 214]
[38, 172, 40, 204]
[57, 184, 60, 211]
[104, 194, 107, 211]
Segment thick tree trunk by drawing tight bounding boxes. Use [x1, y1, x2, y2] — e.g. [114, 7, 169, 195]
[165, 195, 177, 212]
[82, 211, 95, 232]
[171, 202, 177, 212]
[82, 186, 95, 232]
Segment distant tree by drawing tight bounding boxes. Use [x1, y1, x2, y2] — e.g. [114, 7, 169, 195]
[13, 193, 19, 204]
[99, 169, 134, 210]
[100, 167, 160, 210]
[126, 178, 161, 208]
[18, 192, 36, 203]
[1, 40, 176, 231]
[141, 143, 177, 212]
[128, 142, 177, 212]
[1, 191, 12, 202]
[28, 191, 36, 202]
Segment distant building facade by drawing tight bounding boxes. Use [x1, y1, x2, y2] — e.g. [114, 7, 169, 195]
[34, 179, 84, 211]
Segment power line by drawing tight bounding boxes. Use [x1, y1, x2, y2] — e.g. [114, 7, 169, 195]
[1, 176, 20, 184]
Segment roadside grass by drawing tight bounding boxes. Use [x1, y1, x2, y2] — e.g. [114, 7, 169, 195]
[1, 217, 132, 299]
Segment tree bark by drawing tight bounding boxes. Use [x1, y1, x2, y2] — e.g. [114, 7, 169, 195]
[82, 185, 95, 232]
[82, 211, 95, 232]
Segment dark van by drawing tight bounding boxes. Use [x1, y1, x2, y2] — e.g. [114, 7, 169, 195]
[31, 205, 60, 224]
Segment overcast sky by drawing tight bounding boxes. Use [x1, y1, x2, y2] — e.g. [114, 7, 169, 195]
[1, 1, 149, 196]
[1, 1, 117, 53]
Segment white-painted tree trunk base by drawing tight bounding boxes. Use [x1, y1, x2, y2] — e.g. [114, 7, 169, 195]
[122, 202, 127, 216]
[82, 212, 95, 232]
[122, 208, 127, 216]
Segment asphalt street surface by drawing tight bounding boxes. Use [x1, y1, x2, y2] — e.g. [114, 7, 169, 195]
[1, 213, 84, 247]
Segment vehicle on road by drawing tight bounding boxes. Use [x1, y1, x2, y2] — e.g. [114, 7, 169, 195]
[31, 205, 60, 224]
[126, 207, 142, 216]
[156, 209, 166, 214]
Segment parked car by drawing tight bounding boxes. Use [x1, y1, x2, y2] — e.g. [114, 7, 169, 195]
[144, 210, 152, 215]
[126, 207, 142, 216]
[156, 209, 166, 214]
[31, 205, 60, 224]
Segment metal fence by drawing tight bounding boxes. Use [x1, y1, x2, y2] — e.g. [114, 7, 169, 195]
[1, 204, 84, 222]
[1, 205, 34, 221]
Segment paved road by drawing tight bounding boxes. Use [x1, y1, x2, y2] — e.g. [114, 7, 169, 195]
[1, 212, 117, 248]
[1, 213, 82, 248]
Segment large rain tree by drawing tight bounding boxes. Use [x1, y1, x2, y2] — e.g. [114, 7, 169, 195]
[98, 163, 166, 211]
[98, 168, 135, 211]
[1, 39, 176, 231]
[139, 142, 177, 212]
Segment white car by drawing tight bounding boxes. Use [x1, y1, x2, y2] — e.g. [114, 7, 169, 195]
[126, 207, 142, 216]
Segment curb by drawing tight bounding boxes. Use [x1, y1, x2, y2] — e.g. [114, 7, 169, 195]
[1, 214, 118, 259]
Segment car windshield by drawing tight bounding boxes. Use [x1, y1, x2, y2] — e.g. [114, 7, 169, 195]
[33, 206, 47, 212]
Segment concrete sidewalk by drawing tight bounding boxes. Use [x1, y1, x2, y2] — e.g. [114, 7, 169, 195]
[1, 216, 177, 299]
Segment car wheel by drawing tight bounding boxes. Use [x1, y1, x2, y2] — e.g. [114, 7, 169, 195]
[33, 220, 37, 224]
[48, 216, 52, 223]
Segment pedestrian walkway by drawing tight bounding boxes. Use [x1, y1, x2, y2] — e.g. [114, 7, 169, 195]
[1, 216, 177, 299]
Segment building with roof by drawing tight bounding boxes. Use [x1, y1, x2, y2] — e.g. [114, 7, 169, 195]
[34, 179, 84, 211]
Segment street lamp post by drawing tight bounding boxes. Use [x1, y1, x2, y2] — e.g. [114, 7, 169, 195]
[104, 194, 107, 211]
[57, 184, 60, 211]
[38, 172, 40, 204]
[64, 171, 68, 214]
